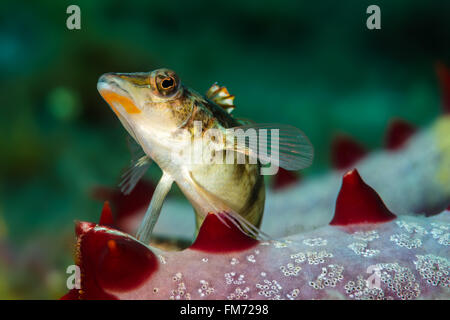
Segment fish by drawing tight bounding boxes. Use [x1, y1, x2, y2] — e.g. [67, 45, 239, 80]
[97, 68, 313, 244]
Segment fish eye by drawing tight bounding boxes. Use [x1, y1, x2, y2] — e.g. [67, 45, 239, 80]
[161, 77, 175, 89]
[152, 70, 179, 97]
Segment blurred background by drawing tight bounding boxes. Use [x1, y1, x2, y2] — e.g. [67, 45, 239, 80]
[0, 0, 449, 298]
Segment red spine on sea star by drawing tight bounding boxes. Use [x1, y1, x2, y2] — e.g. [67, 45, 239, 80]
[99, 201, 114, 227]
[436, 62, 450, 114]
[272, 168, 301, 190]
[66, 220, 159, 299]
[331, 134, 367, 170]
[330, 169, 396, 226]
[190, 213, 259, 253]
[385, 119, 417, 150]
[92, 180, 155, 232]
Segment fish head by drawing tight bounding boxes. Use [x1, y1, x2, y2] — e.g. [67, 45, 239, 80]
[97, 68, 194, 139]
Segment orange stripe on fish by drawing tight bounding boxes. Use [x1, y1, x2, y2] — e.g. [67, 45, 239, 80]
[99, 90, 141, 114]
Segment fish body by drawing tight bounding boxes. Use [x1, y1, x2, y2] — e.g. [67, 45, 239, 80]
[175, 88, 266, 230]
[98, 69, 312, 243]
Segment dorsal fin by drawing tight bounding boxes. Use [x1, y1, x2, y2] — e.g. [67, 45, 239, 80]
[206, 82, 235, 114]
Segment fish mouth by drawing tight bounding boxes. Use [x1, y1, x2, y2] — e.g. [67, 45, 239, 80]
[97, 73, 131, 99]
[97, 73, 141, 115]
[97, 73, 142, 143]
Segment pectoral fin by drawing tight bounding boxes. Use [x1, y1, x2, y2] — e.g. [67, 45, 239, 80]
[225, 123, 314, 171]
[119, 136, 152, 195]
[119, 155, 152, 195]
